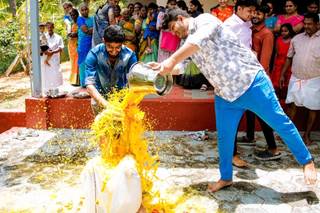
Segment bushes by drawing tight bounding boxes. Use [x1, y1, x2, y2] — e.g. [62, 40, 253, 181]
[0, 22, 19, 75]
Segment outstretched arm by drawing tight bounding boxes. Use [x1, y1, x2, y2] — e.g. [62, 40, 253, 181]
[159, 43, 199, 75]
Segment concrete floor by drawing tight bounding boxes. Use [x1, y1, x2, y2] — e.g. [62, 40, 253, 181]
[0, 128, 319, 212]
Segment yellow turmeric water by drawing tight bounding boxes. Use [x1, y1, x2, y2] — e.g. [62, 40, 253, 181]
[91, 87, 177, 212]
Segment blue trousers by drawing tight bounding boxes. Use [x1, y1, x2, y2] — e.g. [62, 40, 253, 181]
[215, 71, 313, 181]
[79, 62, 86, 88]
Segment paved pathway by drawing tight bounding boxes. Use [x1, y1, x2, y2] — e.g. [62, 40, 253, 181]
[0, 128, 319, 212]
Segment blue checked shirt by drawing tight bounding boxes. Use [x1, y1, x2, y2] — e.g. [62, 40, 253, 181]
[85, 44, 137, 95]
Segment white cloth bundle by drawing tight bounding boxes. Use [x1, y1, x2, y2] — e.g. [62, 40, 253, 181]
[81, 155, 142, 213]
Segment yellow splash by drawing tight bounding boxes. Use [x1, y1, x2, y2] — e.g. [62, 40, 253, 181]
[91, 87, 176, 212]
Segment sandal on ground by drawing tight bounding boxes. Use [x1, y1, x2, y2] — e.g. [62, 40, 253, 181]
[200, 84, 208, 91]
[237, 136, 255, 146]
[73, 91, 90, 99]
[232, 155, 248, 168]
[253, 149, 283, 161]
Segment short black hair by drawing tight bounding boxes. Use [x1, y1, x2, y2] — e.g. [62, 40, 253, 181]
[177, 0, 188, 11]
[161, 8, 190, 30]
[256, 4, 270, 14]
[235, 0, 258, 12]
[46, 21, 54, 27]
[280, 23, 295, 37]
[307, 0, 319, 6]
[304, 12, 320, 23]
[167, 0, 177, 4]
[190, 0, 204, 13]
[147, 2, 158, 10]
[103, 25, 125, 43]
[70, 8, 79, 17]
[286, 0, 298, 7]
[134, 2, 143, 8]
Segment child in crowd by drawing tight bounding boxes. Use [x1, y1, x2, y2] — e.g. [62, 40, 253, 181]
[143, 4, 159, 55]
[139, 3, 159, 62]
[271, 23, 295, 99]
[39, 23, 51, 66]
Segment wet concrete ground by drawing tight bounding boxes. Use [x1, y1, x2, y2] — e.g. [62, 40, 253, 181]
[0, 128, 319, 212]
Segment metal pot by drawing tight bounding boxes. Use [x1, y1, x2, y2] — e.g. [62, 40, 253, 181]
[127, 62, 173, 96]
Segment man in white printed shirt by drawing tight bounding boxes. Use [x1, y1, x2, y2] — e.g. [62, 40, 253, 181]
[280, 13, 320, 146]
[149, 8, 317, 192]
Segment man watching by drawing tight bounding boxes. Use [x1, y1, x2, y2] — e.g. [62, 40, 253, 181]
[281, 13, 320, 146]
[250, 4, 281, 161]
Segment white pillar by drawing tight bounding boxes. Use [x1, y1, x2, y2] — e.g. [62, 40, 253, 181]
[30, 0, 42, 98]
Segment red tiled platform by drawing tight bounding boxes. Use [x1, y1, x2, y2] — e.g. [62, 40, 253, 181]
[0, 110, 26, 133]
[0, 86, 319, 133]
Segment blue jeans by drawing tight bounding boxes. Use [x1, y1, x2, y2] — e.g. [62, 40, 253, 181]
[215, 71, 313, 181]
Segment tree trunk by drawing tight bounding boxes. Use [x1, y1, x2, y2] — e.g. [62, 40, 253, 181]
[8, 0, 17, 17]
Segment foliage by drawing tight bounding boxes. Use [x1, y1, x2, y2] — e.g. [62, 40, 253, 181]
[0, 21, 19, 74]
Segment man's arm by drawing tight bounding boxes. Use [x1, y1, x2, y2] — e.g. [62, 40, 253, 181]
[159, 43, 199, 75]
[85, 50, 123, 120]
[279, 57, 292, 89]
[78, 17, 93, 35]
[159, 14, 218, 75]
[259, 33, 274, 75]
[87, 85, 109, 107]
[47, 36, 64, 56]
[84, 50, 107, 106]
[280, 38, 295, 88]
[108, 7, 116, 25]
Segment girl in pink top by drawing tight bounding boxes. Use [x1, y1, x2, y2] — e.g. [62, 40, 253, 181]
[274, 0, 304, 33]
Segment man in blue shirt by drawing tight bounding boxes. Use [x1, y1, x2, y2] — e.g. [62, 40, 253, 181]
[85, 25, 137, 117]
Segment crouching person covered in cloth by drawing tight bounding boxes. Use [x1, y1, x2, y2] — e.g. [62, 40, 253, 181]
[81, 25, 145, 212]
[149, 8, 317, 192]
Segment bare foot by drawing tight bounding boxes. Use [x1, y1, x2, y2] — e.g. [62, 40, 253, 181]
[304, 161, 317, 185]
[233, 155, 248, 168]
[208, 179, 233, 192]
[303, 135, 314, 146]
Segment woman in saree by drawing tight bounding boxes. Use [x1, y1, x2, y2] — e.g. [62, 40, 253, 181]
[77, 3, 93, 88]
[138, 3, 159, 63]
[119, 8, 136, 51]
[68, 8, 80, 86]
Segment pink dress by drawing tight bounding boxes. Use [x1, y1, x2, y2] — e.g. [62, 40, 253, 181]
[276, 14, 304, 29]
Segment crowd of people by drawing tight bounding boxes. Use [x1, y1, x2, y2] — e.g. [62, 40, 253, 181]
[38, 0, 319, 184]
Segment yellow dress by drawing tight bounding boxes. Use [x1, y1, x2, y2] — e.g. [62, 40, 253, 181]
[68, 23, 80, 86]
[119, 19, 136, 52]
